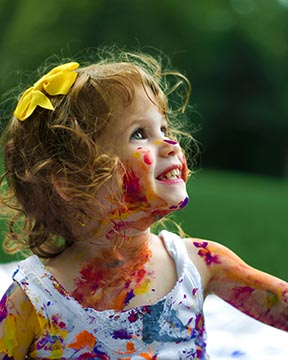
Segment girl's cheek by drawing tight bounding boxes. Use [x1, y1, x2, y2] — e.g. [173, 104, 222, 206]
[122, 170, 147, 204]
[143, 151, 153, 165]
[131, 148, 153, 170]
[122, 149, 153, 205]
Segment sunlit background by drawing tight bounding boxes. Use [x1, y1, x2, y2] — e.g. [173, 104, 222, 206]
[0, 0, 287, 281]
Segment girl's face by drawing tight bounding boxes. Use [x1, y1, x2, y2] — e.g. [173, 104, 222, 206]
[101, 85, 189, 218]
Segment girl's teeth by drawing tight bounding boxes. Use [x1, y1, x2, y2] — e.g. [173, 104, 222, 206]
[159, 168, 181, 180]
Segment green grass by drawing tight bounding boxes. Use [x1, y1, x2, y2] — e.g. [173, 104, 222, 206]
[1, 169, 288, 281]
[173, 169, 288, 280]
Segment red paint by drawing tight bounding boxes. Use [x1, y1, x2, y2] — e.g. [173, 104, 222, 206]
[232, 286, 254, 302]
[143, 152, 153, 165]
[123, 170, 147, 204]
[72, 247, 152, 310]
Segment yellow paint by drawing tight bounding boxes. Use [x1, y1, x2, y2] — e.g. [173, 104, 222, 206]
[134, 278, 151, 295]
[0, 315, 18, 356]
[265, 290, 279, 308]
[133, 152, 141, 158]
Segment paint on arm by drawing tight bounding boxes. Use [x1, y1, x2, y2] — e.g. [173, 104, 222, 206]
[0, 282, 38, 359]
[193, 239, 288, 331]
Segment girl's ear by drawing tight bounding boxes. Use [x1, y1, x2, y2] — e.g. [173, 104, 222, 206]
[51, 174, 72, 201]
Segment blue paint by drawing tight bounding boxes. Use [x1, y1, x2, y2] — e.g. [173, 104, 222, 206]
[231, 350, 246, 357]
[179, 197, 189, 209]
[142, 300, 200, 345]
[124, 289, 135, 305]
[112, 329, 132, 340]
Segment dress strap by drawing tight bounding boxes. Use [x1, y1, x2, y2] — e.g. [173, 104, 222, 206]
[159, 230, 204, 300]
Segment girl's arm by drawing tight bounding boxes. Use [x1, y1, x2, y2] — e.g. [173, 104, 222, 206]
[0, 282, 38, 360]
[185, 238, 288, 331]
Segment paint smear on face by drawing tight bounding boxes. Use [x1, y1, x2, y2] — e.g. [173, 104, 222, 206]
[123, 170, 147, 204]
[179, 197, 189, 209]
[133, 151, 141, 159]
[143, 152, 153, 165]
[169, 196, 189, 210]
[163, 139, 178, 145]
[193, 241, 221, 266]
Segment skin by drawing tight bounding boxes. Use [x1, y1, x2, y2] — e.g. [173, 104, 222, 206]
[0, 85, 287, 359]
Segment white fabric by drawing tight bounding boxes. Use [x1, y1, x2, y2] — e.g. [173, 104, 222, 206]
[9, 230, 208, 359]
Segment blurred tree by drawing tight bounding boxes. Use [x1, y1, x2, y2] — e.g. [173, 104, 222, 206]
[0, 0, 287, 176]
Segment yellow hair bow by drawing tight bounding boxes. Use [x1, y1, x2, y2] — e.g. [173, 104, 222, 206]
[14, 62, 80, 121]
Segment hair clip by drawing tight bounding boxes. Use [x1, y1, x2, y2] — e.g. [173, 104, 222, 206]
[14, 62, 80, 121]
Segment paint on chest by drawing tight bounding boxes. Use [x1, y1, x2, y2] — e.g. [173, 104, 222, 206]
[72, 247, 153, 310]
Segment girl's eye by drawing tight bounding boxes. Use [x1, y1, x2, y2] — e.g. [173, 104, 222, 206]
[160, 126, 168, 137]
[130, 128, 147, 140]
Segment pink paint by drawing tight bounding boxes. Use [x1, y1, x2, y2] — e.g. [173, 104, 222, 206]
[163, 139, 178, 145]
[232, 286, 254, 302]
[106, 219, 128, 240]
[123, 170, 147, 204]
[193, 241, 221, 266]
[143, 152, 153, 165]
[192, 288, 198, 296]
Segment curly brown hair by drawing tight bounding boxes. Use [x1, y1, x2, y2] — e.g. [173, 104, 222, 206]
[0, 48, 193, 258]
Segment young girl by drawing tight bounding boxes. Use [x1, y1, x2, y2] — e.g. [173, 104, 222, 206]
[0, 50, 287, 360]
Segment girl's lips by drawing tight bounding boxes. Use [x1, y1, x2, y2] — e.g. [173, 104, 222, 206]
[156, 165, 184, 182]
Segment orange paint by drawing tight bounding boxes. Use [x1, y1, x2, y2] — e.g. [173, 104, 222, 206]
[126, 341, 136, 353]
[68, 330, 96, 350]
[72, 246, 153, 311]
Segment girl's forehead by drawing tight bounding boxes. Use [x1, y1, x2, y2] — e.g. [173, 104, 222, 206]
[114, 86, 161, 122]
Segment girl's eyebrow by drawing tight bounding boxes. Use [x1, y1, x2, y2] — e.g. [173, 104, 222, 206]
[118, 115, 168, 137]
[128, 116, 167, 129]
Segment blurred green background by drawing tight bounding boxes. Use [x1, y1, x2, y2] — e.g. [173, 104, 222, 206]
[0, 0, 287, 279]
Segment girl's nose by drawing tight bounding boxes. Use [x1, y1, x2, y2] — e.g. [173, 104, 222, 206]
[159, 138, 181, 157]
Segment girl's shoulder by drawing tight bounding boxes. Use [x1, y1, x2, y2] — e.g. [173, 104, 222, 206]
[182, 236, 246, 293]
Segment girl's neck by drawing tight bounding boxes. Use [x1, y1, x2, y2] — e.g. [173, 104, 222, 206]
[73, 221, 152, 265]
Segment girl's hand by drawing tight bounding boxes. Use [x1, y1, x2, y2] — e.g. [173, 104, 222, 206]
[185, 238, 288, 331]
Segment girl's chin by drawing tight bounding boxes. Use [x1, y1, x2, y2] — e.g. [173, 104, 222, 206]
[169, 195, 189, 210]
[151, 195, 190, 217]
